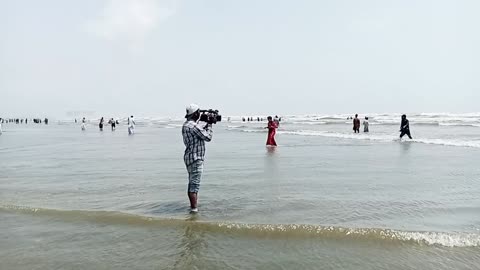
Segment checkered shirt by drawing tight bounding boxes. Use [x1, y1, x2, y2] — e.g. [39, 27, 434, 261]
[182, 120, 213, 166]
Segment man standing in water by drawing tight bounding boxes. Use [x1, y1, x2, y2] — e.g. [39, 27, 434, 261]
[399, 114, 413, 140]
[182, 104, 213, 213]
[353, 114, 360, 133]
[128, 115, 135, 135]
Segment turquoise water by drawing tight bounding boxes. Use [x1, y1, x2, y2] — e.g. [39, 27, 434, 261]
[1, 120, 479, 269]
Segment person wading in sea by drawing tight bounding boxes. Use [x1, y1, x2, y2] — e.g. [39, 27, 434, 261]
[353, 114, 360, 133]
[110, 118, 116, 131]
[182, 104, 213, 213]
[399, 114, 413, 140]
[363, 117, 369, 133]
[99, 117, 104, 131]
[265, 116, 278, 146]
[81, 117, 86, 131]
[128, 115, 135, 135]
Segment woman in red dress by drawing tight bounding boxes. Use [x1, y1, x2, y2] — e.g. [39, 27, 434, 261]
[265, 116, 278, 146]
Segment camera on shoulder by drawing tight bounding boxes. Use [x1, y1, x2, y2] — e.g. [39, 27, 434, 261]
[199, 109, 222, 124]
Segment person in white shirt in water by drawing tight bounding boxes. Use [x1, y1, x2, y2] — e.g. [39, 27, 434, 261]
[128, 115, 135, 135]
[363, 117, 369, 133]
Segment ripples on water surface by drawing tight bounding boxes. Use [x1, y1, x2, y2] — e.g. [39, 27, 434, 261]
[1, 121, 480, 269]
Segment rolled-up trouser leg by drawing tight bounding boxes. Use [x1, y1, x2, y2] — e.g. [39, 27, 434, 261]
[187, 160, 204, 193]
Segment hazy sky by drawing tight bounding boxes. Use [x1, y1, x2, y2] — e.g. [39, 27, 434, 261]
[1, 0, 479, 118]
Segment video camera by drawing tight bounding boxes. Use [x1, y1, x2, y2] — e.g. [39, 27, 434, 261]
[199, 109, 222, 124]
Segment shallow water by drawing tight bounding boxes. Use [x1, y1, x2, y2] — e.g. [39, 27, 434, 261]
[1, 120, 480, 269]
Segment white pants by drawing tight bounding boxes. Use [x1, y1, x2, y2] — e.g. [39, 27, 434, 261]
[81, 123, 86, 130]
[128, 125, 135, 135]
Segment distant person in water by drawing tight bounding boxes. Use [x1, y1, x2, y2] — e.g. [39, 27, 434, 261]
[399, 114, 413, 139]
[81, 117, 86, 131]
[128, 115, 135, 135]
[110, 118, 116, 131]
[99, 117, 104, 131]
[353, 114, 360, 133]
[265, 116, 278, 146]
[363, 117, 369, 133]
[274, 115, 280, 127]
[0, 118, 3, 135]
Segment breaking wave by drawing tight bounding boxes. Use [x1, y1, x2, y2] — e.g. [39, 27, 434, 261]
[1, 205, 479, 248]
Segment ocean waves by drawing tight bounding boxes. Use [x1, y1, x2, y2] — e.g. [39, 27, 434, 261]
[227, 128, 480, 148]
[281, 113, 480, 127]
[1, 205, 479, 248]
[54, 113, 480, 128]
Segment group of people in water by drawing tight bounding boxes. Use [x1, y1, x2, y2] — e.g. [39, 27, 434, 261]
[77, 116, 135, 135]
[242, 116, 283, 122]
[96, 117, 120, 131]
[2, 114, 413, 143]
[0, 117, 49, 135]
[350, 114, 412, 139]
[351, 114, 369, 133]
[260, 114, 413, 146]
[0, 118, 48, 125]
[75, 114, 281, 147]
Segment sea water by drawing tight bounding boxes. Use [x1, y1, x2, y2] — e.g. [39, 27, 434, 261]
[1, 113, 479, 269]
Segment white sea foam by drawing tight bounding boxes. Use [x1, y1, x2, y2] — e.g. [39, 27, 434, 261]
[292, 121, 328, 125]
[227, 125, 249, 129]
[279, 130, 395, 143]
[439, 123, 480, 127]
[395, 230, 480, 247]
[231, 128, 480, 148]
[412, 138, 480, 148]
[217, 222, 480, 247]
[166, 124, 182, 128]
